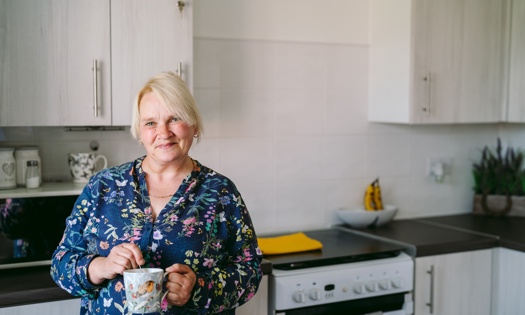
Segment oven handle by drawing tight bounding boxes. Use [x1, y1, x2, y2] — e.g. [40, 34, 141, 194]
[426, 265, 435, 314]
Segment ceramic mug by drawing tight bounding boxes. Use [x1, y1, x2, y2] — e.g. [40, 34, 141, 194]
[67, 153, 108, 183]
[124, 268, 169, 314]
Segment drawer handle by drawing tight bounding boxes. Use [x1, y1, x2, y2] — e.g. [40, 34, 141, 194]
[426, 265, 435, 314]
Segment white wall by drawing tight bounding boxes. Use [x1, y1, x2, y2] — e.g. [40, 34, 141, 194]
[0, 0, 510, 235]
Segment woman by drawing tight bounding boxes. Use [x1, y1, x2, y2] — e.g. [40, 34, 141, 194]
[51, 72, 263, 314]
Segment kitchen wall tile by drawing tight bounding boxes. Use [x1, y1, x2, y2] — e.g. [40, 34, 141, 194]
[274, 42, 325, 89]
[193, 39, 222, 88]
[273, 136, 323, 183]
[325, 88, 369, 135]
[322, 135, 367, 180]
[273, 88, 325, 136]
[238, 183, 275, 234]
[326, 45, 368, 90]
[219, 88, 274, 137]
[367, 135, 412, 177]
[274, 182, 325, 231]
[219, 40, 276, 89]
[193, 88, 222, 138]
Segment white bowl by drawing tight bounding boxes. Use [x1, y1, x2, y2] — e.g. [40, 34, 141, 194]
[336, 205, 398, 229]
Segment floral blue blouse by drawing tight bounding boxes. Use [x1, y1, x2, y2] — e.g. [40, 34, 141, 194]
[51, 157, 263, 315]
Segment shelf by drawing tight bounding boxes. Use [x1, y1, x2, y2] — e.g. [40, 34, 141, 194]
[0, 182, 84, 199]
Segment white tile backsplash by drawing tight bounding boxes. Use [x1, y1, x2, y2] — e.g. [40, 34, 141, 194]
[0, 37, 510, 234]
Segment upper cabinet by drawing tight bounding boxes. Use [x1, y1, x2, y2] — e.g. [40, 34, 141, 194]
[0, 0, 192, 127]
[0, 1, 111, 126]
[111, 0, 192, 126]
[506, 0, 525, 122]
[369, 0, 509, 124]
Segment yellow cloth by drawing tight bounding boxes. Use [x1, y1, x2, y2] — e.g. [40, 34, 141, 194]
[257, 232, 323, 255]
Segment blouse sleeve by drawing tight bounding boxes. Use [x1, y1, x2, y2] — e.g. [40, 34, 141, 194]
[185, 185, 263, 314]
[50, 183, 102, 298]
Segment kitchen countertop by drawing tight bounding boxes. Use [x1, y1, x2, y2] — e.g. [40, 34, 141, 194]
[351, 218, 499, 257]
[3, 213, 525, 308]
[0, 260, 272, 308]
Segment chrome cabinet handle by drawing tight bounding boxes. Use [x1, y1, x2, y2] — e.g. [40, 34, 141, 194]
[92, 59, 99, 118]
[176, 61, 183, 79]
[423, 72, 431, 117]
[426, 265, 435, 314]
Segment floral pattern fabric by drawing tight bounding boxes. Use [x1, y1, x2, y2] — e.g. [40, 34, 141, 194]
[51, 157, 263, 315]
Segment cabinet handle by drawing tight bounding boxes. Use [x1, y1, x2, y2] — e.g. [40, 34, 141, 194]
[92, 59, 99, 118]
[423, 72, 432, 117]
[426, 265, 435, 314]
[176, 61, 183, 79]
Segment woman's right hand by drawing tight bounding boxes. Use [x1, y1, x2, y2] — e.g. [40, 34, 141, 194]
[88, 243, 145, 285]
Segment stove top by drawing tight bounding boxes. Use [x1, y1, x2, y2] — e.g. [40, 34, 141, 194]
[263, 228, 409, 270]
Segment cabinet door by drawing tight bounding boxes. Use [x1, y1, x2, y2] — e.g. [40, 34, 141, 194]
[236, 275, 269, 315]
[506, 0, 525, 122]
[413, 0, 507, 123]
[492, 247, 525, 314]
[0, 0, 111, 126]
[111, 0, 192, 126]
[369, 0, 508, 124]
[0, 299, 80, 315]
[415, 250, 492, 315]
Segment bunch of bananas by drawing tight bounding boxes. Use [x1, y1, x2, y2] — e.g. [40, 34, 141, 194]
[364, 178, 383, 211]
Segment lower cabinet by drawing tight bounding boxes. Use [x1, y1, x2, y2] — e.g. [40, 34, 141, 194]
[236, 275, 269, 315]
[0, 299, 80, 315]
[492, 247, 525, 314]
[414, 249, 492, 315]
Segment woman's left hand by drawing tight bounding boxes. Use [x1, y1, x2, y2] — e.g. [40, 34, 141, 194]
[165, 263, 197, 306]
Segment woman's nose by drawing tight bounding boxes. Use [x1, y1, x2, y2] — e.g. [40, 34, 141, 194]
[157, 124, 172, 139]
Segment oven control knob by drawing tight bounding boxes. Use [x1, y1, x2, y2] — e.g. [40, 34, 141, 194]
[353, 283, 365, 294]
[308, 288, 322, 301]
[379, 279, 391, 290]
[392, 278, 404, 289]
[365, 281, 378, 292]
[293, 291, 307, 303]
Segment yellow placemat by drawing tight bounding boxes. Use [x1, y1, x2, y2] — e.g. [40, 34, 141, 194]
[257, 232, 323, 255]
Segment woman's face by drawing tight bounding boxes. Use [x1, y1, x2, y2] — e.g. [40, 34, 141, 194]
[139, 91, 195, 166]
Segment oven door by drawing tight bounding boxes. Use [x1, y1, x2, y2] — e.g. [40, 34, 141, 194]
[274, 292, 413, 315]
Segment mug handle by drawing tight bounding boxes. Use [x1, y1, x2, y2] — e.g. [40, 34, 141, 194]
[160, 271, 170, 302]
[95, 155, 108, 170]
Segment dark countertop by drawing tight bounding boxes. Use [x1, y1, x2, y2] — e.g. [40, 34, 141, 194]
[0, 260, 272, 308]
[351, 218, 499, 257]
[418, 214, 525, 253]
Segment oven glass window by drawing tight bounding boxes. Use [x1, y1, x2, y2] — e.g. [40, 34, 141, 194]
[0, 196, 78, 265]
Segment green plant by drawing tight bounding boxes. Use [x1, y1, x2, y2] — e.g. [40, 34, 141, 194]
[472, 138, 525, 196]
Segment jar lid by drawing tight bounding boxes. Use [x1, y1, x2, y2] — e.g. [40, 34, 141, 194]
[26, 160, 39, 166]
[16, 146, 39, 150]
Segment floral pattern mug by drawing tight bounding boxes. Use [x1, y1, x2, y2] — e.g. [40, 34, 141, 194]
[68, 153, 108, 183]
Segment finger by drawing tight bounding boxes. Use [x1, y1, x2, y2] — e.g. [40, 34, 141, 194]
[117, 243, 144, 268]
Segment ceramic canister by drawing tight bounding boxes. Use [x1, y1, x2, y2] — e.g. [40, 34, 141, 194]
[0, 148, 17, 189]
[14, 146, 41, 186]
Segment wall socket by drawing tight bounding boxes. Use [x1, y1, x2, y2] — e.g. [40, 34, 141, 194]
[426, 157, 453, 177]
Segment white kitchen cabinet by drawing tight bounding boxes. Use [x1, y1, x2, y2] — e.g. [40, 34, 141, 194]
[110, 0, 192, 126]
[506, 0, 525, 122]
[236, 275, 268, 315]
[414, 249, 492, 315]
[0, 299, 80, 315]
[369, 0, 508, 124]
[0, 0, 191, 127]
[0, 0, 111, 126]
[492, 247, 525, 314]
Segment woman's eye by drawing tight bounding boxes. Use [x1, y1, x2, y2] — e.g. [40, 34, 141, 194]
[170, 117, 180, 123]
[145, 122, 155, 126]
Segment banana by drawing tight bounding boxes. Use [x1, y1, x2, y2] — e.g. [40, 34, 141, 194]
[364, 180, 376, 211]
[373, 179, 383, 210]
[364, 178, 384, 211]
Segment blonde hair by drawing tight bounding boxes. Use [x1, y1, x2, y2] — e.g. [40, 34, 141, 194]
[130, 72, 203, 142]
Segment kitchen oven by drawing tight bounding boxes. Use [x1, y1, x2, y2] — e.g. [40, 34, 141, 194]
[265, 228, 414, 315]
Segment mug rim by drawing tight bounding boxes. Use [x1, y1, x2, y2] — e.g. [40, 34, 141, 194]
[124, 267, 164, 274]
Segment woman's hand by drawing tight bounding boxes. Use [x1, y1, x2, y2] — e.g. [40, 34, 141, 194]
[165, 263, 197, 306]
[88, 243, 145, 285]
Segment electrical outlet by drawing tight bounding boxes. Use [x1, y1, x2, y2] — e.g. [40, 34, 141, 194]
[426, 157, 453, 177]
